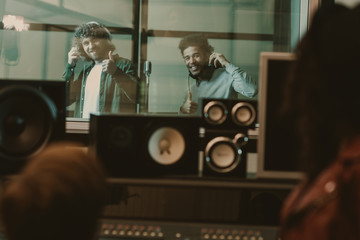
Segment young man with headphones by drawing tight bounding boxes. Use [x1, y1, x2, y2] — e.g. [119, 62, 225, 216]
[63, 22, 139, 118]
[178, 34, 258, 114]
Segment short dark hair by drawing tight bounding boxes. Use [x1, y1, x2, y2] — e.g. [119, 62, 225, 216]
[0, 142, 107, 240]
[178, 33, 214, 55]
[74, 21, 112, 40]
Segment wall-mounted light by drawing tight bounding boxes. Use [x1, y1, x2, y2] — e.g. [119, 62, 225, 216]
[1, 15, 29, 66]
[2, 15, 29, 32]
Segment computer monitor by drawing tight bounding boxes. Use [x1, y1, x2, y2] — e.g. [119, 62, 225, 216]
[256, 52, 303, 180]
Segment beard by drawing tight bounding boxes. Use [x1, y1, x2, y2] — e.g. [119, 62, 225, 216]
[188, 64, 206, 77]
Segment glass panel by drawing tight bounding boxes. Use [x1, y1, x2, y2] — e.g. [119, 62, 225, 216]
[0, 30, 132, 77]
[147, 37, 274, 113]
[144, 0, 308, 113]
[0, 0, 310, 120]
[4, 0, 133, 27]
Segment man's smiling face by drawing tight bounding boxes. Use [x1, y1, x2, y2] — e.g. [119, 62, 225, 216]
[182, 46, 210, 78]
[82, 37, 110, 63]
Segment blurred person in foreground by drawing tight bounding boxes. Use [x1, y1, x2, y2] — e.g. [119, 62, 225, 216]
[178, 33, 258, 114]
[279, 3, 360, 240]
[0, 143, 107, 240]
[63, 21, 139, 118]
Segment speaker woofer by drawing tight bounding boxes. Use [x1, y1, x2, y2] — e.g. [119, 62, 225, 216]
[0, 85, 57, 162]
[231, 102, 256, 127]
[203, 101, 227, 125]
[202, 98, 257, 131]
[205, 136, 241, 173]
[148, 127, 185, 165]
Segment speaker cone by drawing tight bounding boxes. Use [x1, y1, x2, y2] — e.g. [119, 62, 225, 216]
[203, 101, 227, 125]
[205, 136, 241, 173]
[0, 85, 57, 162]
[148, 127, 186, 165]
[231, 102, 256, 127]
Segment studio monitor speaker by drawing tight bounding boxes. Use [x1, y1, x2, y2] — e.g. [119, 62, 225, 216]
[89, 114, 201, 177]
[200, 98, 257, 178]
[202, 98, 257, 130]
[0, 79, 66, 174]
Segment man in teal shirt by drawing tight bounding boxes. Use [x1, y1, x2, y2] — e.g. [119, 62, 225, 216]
[178, 34, 258, 114]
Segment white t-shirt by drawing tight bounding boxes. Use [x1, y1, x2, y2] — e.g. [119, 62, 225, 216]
[82, 63, 102, 118]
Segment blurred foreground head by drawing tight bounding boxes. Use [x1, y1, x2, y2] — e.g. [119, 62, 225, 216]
[0, 142, 107, 240]
[284, 4, 360, 180]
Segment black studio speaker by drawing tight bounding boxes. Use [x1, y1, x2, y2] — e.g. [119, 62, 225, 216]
[202, 98, 257, 130]
[0, 79, 66, 174]
[89, 114, 201, 177]
[200, 98, 257, 178]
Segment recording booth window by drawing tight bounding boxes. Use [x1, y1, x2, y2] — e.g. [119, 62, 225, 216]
[0, 2, 314, 171]
[0, 0, 312, 118]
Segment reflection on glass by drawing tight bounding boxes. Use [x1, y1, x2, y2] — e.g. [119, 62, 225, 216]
[0, 0, 310, 119]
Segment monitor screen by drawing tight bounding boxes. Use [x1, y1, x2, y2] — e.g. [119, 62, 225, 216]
[256, 52, 303, 180]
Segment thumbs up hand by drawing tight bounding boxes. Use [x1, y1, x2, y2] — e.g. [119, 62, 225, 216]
[188, 91, 192, 100]
[180, 91, 198, 114]
[102, 51, 117, 75]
